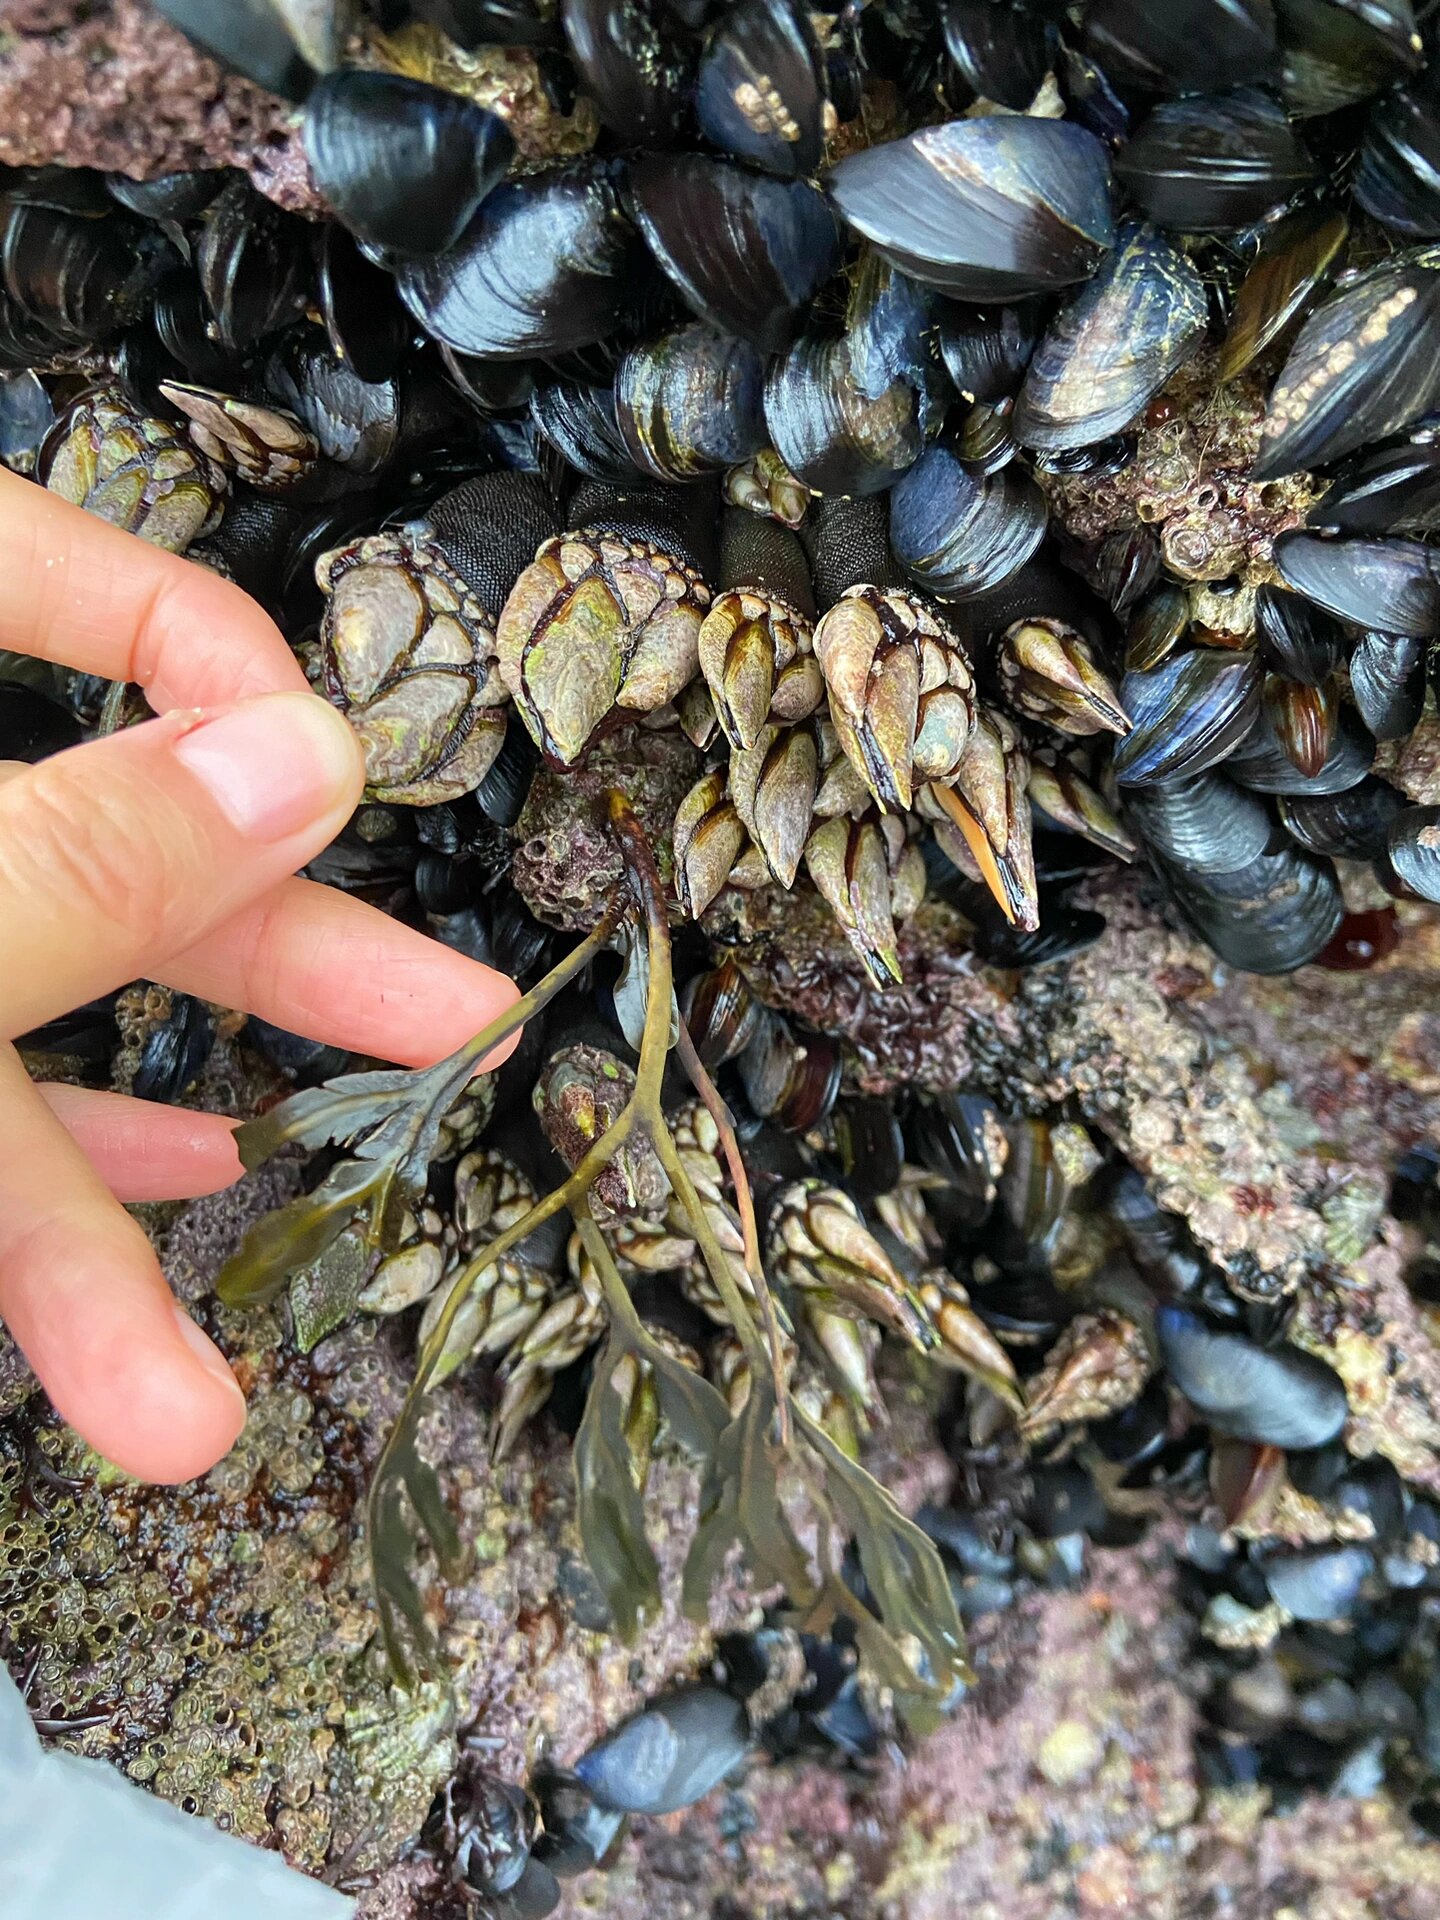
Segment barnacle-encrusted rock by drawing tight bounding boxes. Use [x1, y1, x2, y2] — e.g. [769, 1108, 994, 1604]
[511, 724, 702, 931]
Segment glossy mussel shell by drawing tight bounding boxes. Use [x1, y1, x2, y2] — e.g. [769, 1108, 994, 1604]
[826, 116, 1116, 301]
[1115, 88, 1316, 234]
[1013, 224, 1207, 451]
[888, 442, 1047, 600]
[1114, 647, 1262, 787]
[1156, 1305, 1349, 1443]
[695, 0, 826, 179]
[1081, 0, 1278, 94]
[398, 162, 642, 360]
[303, 69, 514, 258]
[615, 325, 767, 480]
[629, 154, 839, 354]
[1273, 529, 1440, 638]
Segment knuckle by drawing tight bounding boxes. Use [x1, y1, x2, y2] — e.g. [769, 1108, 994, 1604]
[1, 757, 203, 947]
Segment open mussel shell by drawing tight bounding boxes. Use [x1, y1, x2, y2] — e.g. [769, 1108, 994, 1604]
[1081, 0, 1278, 93]
[1277, 775, 1406, 859]
[1013, 223, 1207, 452]
[1253, 247, 1440, 478]
[938, 300, 1043, 404]
[695, 0, 825, 179]
[942, 0, 1057, 109]
[888, 443, 1047, 600]
[1218, 202, 1348, 384]
[1278, 0, 1424, 117]
[1350, 631, 1428, 739]
[1126, 770, 1273, 872]
[1388, 804, 1440, 901]
[304, 70, 514, 259]
[764, 330, 923, 496]
[530, 380, 639, 481]
[1114, 647, 1262, 787]
[1273, 529, 1440, 638]
[615, 324, 767, 481]
[629, 154, 839, 354]
[195, 176, 309, 351]
[826, 116, 1116, 302]
[562, 0, 694, 145]
[1226, 699, 1373, 794]
[1309, 438, 1440, 536]
[1115, 89, 1316, 235]
[398, 162, 643, 360]
[1253, 582, 1346, 686]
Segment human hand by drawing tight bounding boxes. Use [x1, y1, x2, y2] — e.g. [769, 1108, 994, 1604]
[0, 469, 520, 1484]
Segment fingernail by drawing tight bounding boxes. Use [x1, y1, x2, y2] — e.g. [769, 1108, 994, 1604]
[172, 692, 361, 841]
[172, 1304, 247, 1411]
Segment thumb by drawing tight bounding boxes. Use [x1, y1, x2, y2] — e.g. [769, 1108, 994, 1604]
[0, 692, 365, 1039]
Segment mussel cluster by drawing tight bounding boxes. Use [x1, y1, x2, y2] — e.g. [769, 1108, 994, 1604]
[11, 0, 1440, 1896]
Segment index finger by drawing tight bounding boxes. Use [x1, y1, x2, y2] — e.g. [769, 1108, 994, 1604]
[0, 468, 307, 709]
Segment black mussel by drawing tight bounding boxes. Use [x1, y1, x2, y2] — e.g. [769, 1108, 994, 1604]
[827, 116, 1115, 301]
[1126, 581, 1190, 672]
[443, 346, 537, 419]
[152, 0, 317, 100]
[955, 399, 1017, 475]
[1254, 582, 1347, 686]
[1162, 841, 1344, 972]
[1264, 1546, 1375, 1621]
[764, 329, 923, 497]
[411, 0, 560, 47]
[1013, 223, 1207, 451]
[889, 443, 1047, 600]
[1273, 529, 1440, 638]
[909, 1093, 1003, 1218]
[615, 324, 767, 480]
[739, 1010, 841, 1132]
[133, 993, 216, 1104]
[398, 162, 642, 360]
[474, 724, 541, 829]
[1349, 631, 1428, 739]
[832, 1098, 905, 1203]
[1156, 1305, 1348, 1446]
[152, 270, 243, 387]
[105, 169, 225, 224]
[574, 1686, 751, 1815]
[3, 166, 115, 216]
[695, 0, 825, 179]
[1226, 699, 1371, 794]
[1219, 202, 1348, 384]
[195, 177, 309, 351]
[1278, 0, 1424, 117]
[316, 224, 410, 385]
[1028, 1464, 1108, 1541]
[1308, 437, 1440, 537]
[1388, 804, 1440, 901]
[1082, 0, 1278, 93]
[942, 0, 1057, 109]
[531, 1771, 625, 1879]
[1059, 42, 1134, 145]
[0, 369, 54, 475]
[681, 957, 765, 1068]
[1, 198, 168, 346]
[0, 286, 74, 371]
[0, 680, 82, 762]
[1253, 248, 1440, 478]
[1277, 776, 1406, 858]
[938, 300, 1044, 404]
[305, 70, 514, 259]
[1126, 770, 1273, 871]
[243, 1016, 348, 1084]
[563, 0, 694, 145]
[1356, 82, 1440, 237]
[1113, 647, 1262, 787]
[1116, 90, 1316, 235]
[530, 380, 639, 481]
[628, 153, 839, 353]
